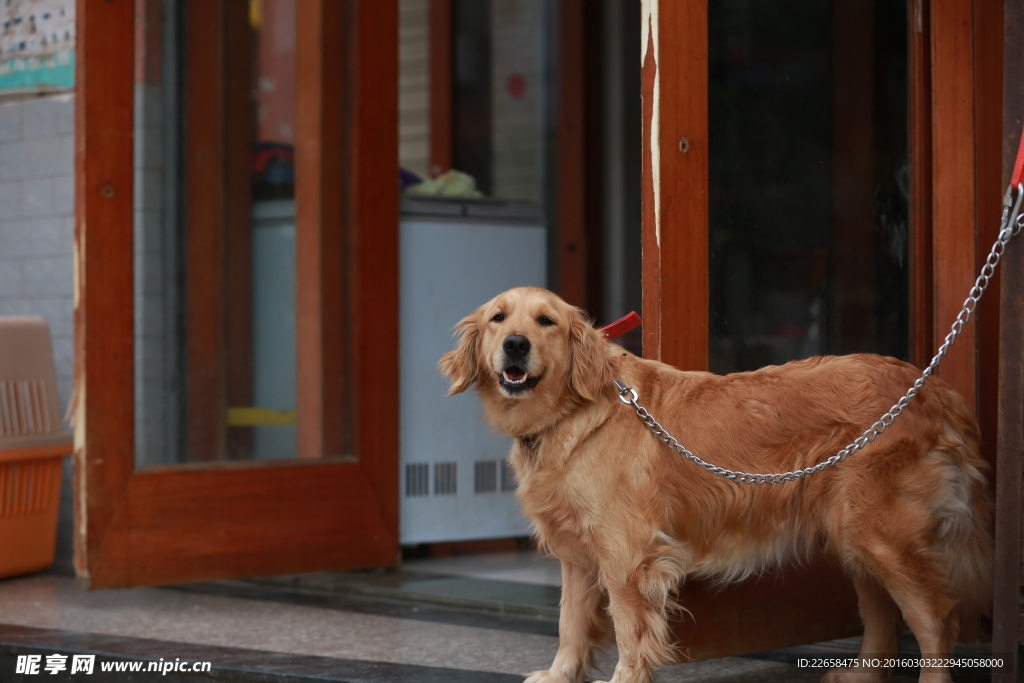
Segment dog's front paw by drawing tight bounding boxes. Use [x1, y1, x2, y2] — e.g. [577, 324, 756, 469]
[820, 668, 887, 683]
[524, 670, 574, 683]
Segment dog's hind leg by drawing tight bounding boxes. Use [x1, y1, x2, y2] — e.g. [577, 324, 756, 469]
[845, 538, 959, 683]
[821, 573, 903, 683]
[526, 561, 608, 683]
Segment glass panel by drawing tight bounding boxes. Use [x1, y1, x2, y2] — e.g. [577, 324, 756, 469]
[245, 0, 297, 460]
[708, 0, 908, 373]
[134, 0, 304, 466]
[133, 0, 182, 467]
[451, 0, 558, 206]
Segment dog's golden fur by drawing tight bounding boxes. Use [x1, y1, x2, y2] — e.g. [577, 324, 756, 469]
[440, 287, 993, 683]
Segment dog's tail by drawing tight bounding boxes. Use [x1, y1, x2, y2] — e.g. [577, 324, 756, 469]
[930, 391, 993, 642]
[945, 489, 993, 643]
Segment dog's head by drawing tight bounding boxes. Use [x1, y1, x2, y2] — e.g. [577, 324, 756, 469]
[439, 287, 615, 417]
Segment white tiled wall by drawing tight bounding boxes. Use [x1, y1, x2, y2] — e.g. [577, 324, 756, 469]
[0, 93, 76, 574]
[134, 83, 178, 468]
[400, 0, 430, 178]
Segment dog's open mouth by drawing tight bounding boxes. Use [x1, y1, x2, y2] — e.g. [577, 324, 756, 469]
[500, 366, 541, 394]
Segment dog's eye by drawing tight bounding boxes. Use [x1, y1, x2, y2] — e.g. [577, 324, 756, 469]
[538, 316, 555, 327]
[491, 312, 505, 322]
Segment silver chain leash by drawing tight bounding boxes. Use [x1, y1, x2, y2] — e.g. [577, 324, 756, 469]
[614, 184, 1024, 485]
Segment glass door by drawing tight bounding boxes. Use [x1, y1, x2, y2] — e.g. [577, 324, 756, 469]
[75, 0, 399, 589]
[707, 0, 909, 372]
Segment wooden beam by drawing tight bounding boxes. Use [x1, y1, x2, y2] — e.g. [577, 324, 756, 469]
[993, 205, 1024, 679]
[992, 2, 1024, 678]
[640, 5, 660, 360]
[347, 0, 401, 536]
[930, 0, 978, 408]
[582, 5, 606, 320]
[295, 0, 348, 460]
[909, 0, 934, 370]
[641, 2, 708, 369]
[73, 0, 136, 581]
[558, 0, 587, 309]
[973, 0, 1004, 472]
[184, 0, 228, 462]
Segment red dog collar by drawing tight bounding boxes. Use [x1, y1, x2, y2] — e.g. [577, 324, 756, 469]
[602, 311, 642, 339]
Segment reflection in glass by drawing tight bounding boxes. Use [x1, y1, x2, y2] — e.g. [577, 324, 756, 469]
[708, 0, 908, 374]
[134, 1, 300, 466]
[133, 0, 182, 467]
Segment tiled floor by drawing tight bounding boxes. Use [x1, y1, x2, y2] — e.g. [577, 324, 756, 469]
[0, 554, 993, 682]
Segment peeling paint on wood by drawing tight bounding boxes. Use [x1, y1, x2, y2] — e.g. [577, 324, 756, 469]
[641, 0, 660, 247]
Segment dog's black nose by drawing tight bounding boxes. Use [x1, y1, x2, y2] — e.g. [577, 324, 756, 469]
[503, 335, 531, 359]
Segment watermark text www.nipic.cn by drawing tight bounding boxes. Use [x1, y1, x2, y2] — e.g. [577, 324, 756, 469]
[15, 654, 213, 675]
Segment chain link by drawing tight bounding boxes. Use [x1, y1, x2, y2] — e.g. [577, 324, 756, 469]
[615, 184, 1024, 485]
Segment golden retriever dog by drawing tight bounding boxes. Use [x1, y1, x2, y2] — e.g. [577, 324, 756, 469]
[439, 287, 992, 683]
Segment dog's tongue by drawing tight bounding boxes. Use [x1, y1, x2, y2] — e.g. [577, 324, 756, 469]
[505, 367, 526, 381]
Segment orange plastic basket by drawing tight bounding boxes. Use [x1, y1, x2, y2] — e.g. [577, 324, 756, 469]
[0, 317, 73, 579]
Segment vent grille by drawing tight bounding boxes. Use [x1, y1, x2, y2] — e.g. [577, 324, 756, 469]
[433, 462, 457, 495]
[0, 380, 51, 437]
[0, 458, 60, 517]
[405, 461, 517, 497]
[405, 463, 429, 497]
[501, 461, 517, 492]
[474, 460, 497, 493]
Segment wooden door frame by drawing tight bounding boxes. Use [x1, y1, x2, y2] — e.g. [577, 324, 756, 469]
[926, 0, 1003, 465]
[74, 0, 399, 589]
[640, 1, 708, 369]
[639, 0, 1002, 659]
[295, 0, 352, 461]
[183, 0, 228, 462]
[181, 0, 257, 463]
[910, 1, 1002, 472]
[992, 2, 1024, 678]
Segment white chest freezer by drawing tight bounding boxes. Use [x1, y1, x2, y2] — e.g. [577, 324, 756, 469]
[399, 196, 546, 544]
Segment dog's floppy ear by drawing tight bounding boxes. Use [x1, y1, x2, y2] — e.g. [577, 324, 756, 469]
[439, 312, 482, 395]
[568, 308, 614, 402]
